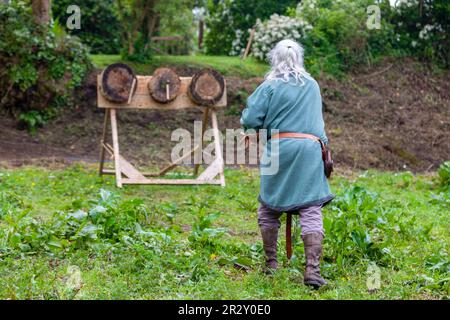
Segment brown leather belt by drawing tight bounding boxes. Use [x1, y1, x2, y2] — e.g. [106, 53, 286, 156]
[272, 132, 321, 143]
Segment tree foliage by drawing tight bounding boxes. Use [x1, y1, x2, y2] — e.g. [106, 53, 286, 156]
[52, 0, 121, 54]
[0, 2, 91, 131]
[154, 0, 196, 54]
[204, 0, 298, 55]
[246, 0, 449, 74]
[114, 0, 159, 60]
[389, 0, 449, 67]
[290, 0, 395, 74]
[113, 0, 196, 61]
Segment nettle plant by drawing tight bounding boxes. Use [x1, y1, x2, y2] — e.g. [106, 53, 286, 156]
[250, 14, 312, 61]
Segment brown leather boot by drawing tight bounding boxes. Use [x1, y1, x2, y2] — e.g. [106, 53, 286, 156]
[302, 233, 327, 288]
[260, 226, 278, 273]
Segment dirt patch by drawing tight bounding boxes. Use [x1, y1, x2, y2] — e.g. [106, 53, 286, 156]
[0, 57, 449, 172]
[320, 57, 450, 171]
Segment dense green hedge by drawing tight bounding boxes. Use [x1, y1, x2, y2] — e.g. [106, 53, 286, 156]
[0, 2, 92, 131]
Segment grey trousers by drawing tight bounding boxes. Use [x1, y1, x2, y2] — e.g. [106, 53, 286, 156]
[257, 203, 325, 236]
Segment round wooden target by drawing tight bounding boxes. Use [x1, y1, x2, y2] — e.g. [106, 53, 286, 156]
[100, 63, 137, 103]
[188, 68, 225, 106]
[148, 68, 181, 103]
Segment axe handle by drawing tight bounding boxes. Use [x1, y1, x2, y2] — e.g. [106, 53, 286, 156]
[127, 78, 137, 105]
[286, 213, 292, 260]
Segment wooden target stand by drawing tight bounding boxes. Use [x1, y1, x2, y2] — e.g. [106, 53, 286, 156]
[97, 75, 226, 188]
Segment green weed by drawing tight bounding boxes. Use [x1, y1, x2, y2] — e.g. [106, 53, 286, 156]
[0, 165, 448, 299]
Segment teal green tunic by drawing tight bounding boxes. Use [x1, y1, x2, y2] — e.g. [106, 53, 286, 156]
[240, 76, 334, 211]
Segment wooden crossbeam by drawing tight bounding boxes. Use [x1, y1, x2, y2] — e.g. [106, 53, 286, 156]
[121, 178, 222, 185]
[103, 143, 145, 179]
[97, 76, 227, 110]
[148, 145, 200, 177]
[211, 110, 225, 186]
[197, 157, 222, 181]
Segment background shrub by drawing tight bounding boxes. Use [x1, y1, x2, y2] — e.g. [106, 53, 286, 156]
[52, 0, 121, 54]
[246, 0, 448, 74]
[389, 0, 449, 67]
[437, 161, 450, 189]
[204, 0, 297, 56]
[249, 0, 396, 75]
[0, 2, 92, 131]
[250, 14, 312, 61]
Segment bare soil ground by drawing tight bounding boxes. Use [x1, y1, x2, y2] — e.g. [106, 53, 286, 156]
[0, 57, 449, 171]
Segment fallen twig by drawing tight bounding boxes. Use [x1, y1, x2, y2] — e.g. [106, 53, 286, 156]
[359, 64, 393, 80]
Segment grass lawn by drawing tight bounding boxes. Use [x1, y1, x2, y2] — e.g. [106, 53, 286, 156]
[0, 164, 448, 299]
[91, 54, 269, 79]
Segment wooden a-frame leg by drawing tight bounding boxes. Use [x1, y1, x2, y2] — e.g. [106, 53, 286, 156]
[211, 110, 226, 187]
[194, 107, 210, 176]
[110, 109, 122, 188]
[99, 109, 110, 176]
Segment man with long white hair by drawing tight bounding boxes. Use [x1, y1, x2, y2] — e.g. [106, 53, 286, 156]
[241, 39, 334, 288]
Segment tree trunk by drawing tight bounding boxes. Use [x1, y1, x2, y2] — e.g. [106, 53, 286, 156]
[117, 0, 158, 57]
[198, 20, 204, 50]
[419, 0, 424, 17]
[32, 0, 51, 25]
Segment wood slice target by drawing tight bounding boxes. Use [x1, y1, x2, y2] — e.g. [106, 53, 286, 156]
[100, 63, 137, 103]
[148, 68, 181, 103]
[188, 68, 225, 106]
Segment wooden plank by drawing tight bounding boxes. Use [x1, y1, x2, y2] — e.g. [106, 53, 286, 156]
[103, 143, 145, 179]
[103, 143, 114, 156]
[197, 157, 221, 181]
[98, 76, 227, 110]
[118, 155, 146, 180]
[99, 109, 110, 176]
[194, 107, 210, 176]
[151, 36, 184, 41]
[243, 28, 255, 60]
[110, 109, 122, 188]
[211, 110, 226, 187]
[102, 170, 195, 178]
[101, 169, 115, 175]
[150, 145, 200, 177]
[121, 178, 221, 185]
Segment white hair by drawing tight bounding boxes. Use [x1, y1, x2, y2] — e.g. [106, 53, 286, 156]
[265, 39, 311, 86]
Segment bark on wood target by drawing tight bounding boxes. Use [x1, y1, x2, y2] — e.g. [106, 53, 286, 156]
[148, 67, 181, 103]
[188, 68, 225, 106]
[100, 63, 137, 103]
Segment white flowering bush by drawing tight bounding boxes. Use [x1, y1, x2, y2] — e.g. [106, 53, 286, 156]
[225, 0, 447, 71]
[391, 0, 448, 66]
[229, 29, 246, 56]
[204, 0, 299, 55]
[249, 14, 312, 61]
